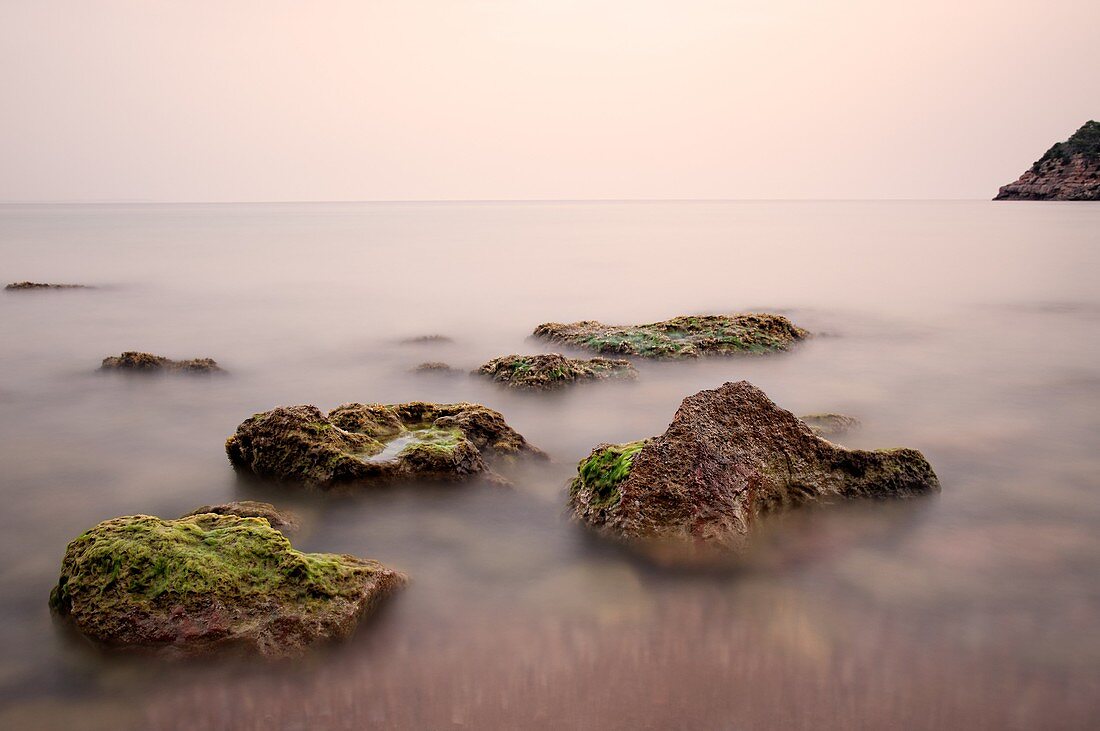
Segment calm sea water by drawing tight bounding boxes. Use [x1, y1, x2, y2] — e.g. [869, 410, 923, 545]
[0, 201, 1097, 730]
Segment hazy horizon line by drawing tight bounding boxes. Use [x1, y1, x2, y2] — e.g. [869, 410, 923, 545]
[0, 197, 1002, 206]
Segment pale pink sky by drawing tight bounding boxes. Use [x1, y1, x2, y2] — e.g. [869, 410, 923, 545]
[1, 0, 1097, 202]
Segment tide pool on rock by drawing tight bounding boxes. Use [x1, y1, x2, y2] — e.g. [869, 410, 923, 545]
[570, 381, 939, 562]
[49, 513, 405, 658]
[226, 401, 544, 488]
[533, 313, 807, 359]
[475, 353, 637, 390]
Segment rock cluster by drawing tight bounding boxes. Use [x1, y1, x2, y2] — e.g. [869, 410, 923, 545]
[225, 402, 543, 487]
[533, 313, 807, 359]
[995, 120, 1100, 201]
[570, 381, 938, 558]
[799, 413, 861, 439]
[181, 501, 299, 533]
[476, 353, 637, 390]
[49, 512, 404, 657]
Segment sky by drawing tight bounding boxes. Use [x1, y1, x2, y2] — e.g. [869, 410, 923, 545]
[1, 0, 1097, 202]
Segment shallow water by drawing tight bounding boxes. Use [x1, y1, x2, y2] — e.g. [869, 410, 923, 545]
[0, 201, 1098, 730]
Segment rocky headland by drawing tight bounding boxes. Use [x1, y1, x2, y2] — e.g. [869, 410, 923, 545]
[995, 120, 1100, 201]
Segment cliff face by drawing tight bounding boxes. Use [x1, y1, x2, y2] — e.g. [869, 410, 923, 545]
[995, 121, 1100, 201]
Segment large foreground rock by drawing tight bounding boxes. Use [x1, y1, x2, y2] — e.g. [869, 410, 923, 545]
[100, 351, 224, 374]
[994, 120, 1100, 201]
[533, 313, 807, 359]
[49, 513, 404, 657]
[226, 402, 543, 488]
[476, 353, 637, 390]
[570, 381, 939, 558]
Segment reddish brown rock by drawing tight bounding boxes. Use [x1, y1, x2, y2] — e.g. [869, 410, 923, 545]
[995, 121, 1100, 201]
[570, 381, 939, 559]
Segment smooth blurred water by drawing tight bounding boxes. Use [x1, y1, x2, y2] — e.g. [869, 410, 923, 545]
[0, 201, 1097, 730]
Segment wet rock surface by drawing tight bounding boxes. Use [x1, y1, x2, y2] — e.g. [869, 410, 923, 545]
[533, 313, 807, 359]
[181, 501, 299, 533]
[475, 353, 637, 390]
[995, 120, 1100, 201]
[570, 381, 939, 558]
[799, 413, 861, 439]
[100, 352, 224, 374]
[226, 402, 543, 488]
[48, 513, 404, 658]
[6, 281, 92, 290]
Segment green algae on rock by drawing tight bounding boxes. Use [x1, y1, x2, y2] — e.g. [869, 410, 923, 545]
[226, 402, 543, 488]
[49, 513, 404, 657]
[476, 353, 637, 390]
[100, 351, 224, 374]
[799, 413, 861, 439]
[569, 381, 938, 560]
[532, 313, 808, 359]
[181, 501, 299, 533]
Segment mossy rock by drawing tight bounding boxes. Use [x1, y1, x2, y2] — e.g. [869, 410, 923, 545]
[49, 513, 404, 657]
[533, 313, 808, 359]
[226, 402, 543, 488]
[569, 381, 939, 561]
[100, 352, 224, 374]
[476, 353, 637, 390]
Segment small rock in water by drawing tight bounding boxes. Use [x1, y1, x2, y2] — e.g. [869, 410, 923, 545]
[569, 381, 939, 562]
[412, 361, 459, 373]
[6, 281, 92, 290]
[181, 501, 299, 533]
[226, 401, 544, 488]
[475, 353, 637, 390]
[100, 351, 224, 374]
[49, 513, 404, 657]
[799, 413, 861, 439]
[533, 313, 807, 359]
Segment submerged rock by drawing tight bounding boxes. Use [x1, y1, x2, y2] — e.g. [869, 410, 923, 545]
[400, 335, 453, 345]
[226, 402, 543, 488]
[533, 313, 807, 359]
[799, 413, 861, 439]
[475, 353, 637, 390]
[412, 361, 459, 373]
[49, 513, 404, 657]
[6, 281, 92, 290]
[570, 381, 938, 559]
[100, 351, 224, 374]
[995, 120, 1100, 201]
[181, 501, 299, 533]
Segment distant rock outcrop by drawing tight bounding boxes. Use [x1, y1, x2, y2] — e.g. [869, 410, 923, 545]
[533, 314, 808, 359]
[6, 282, 92, 291]
[995, 121, 1100, 201]
[100, 352, 224, 374]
